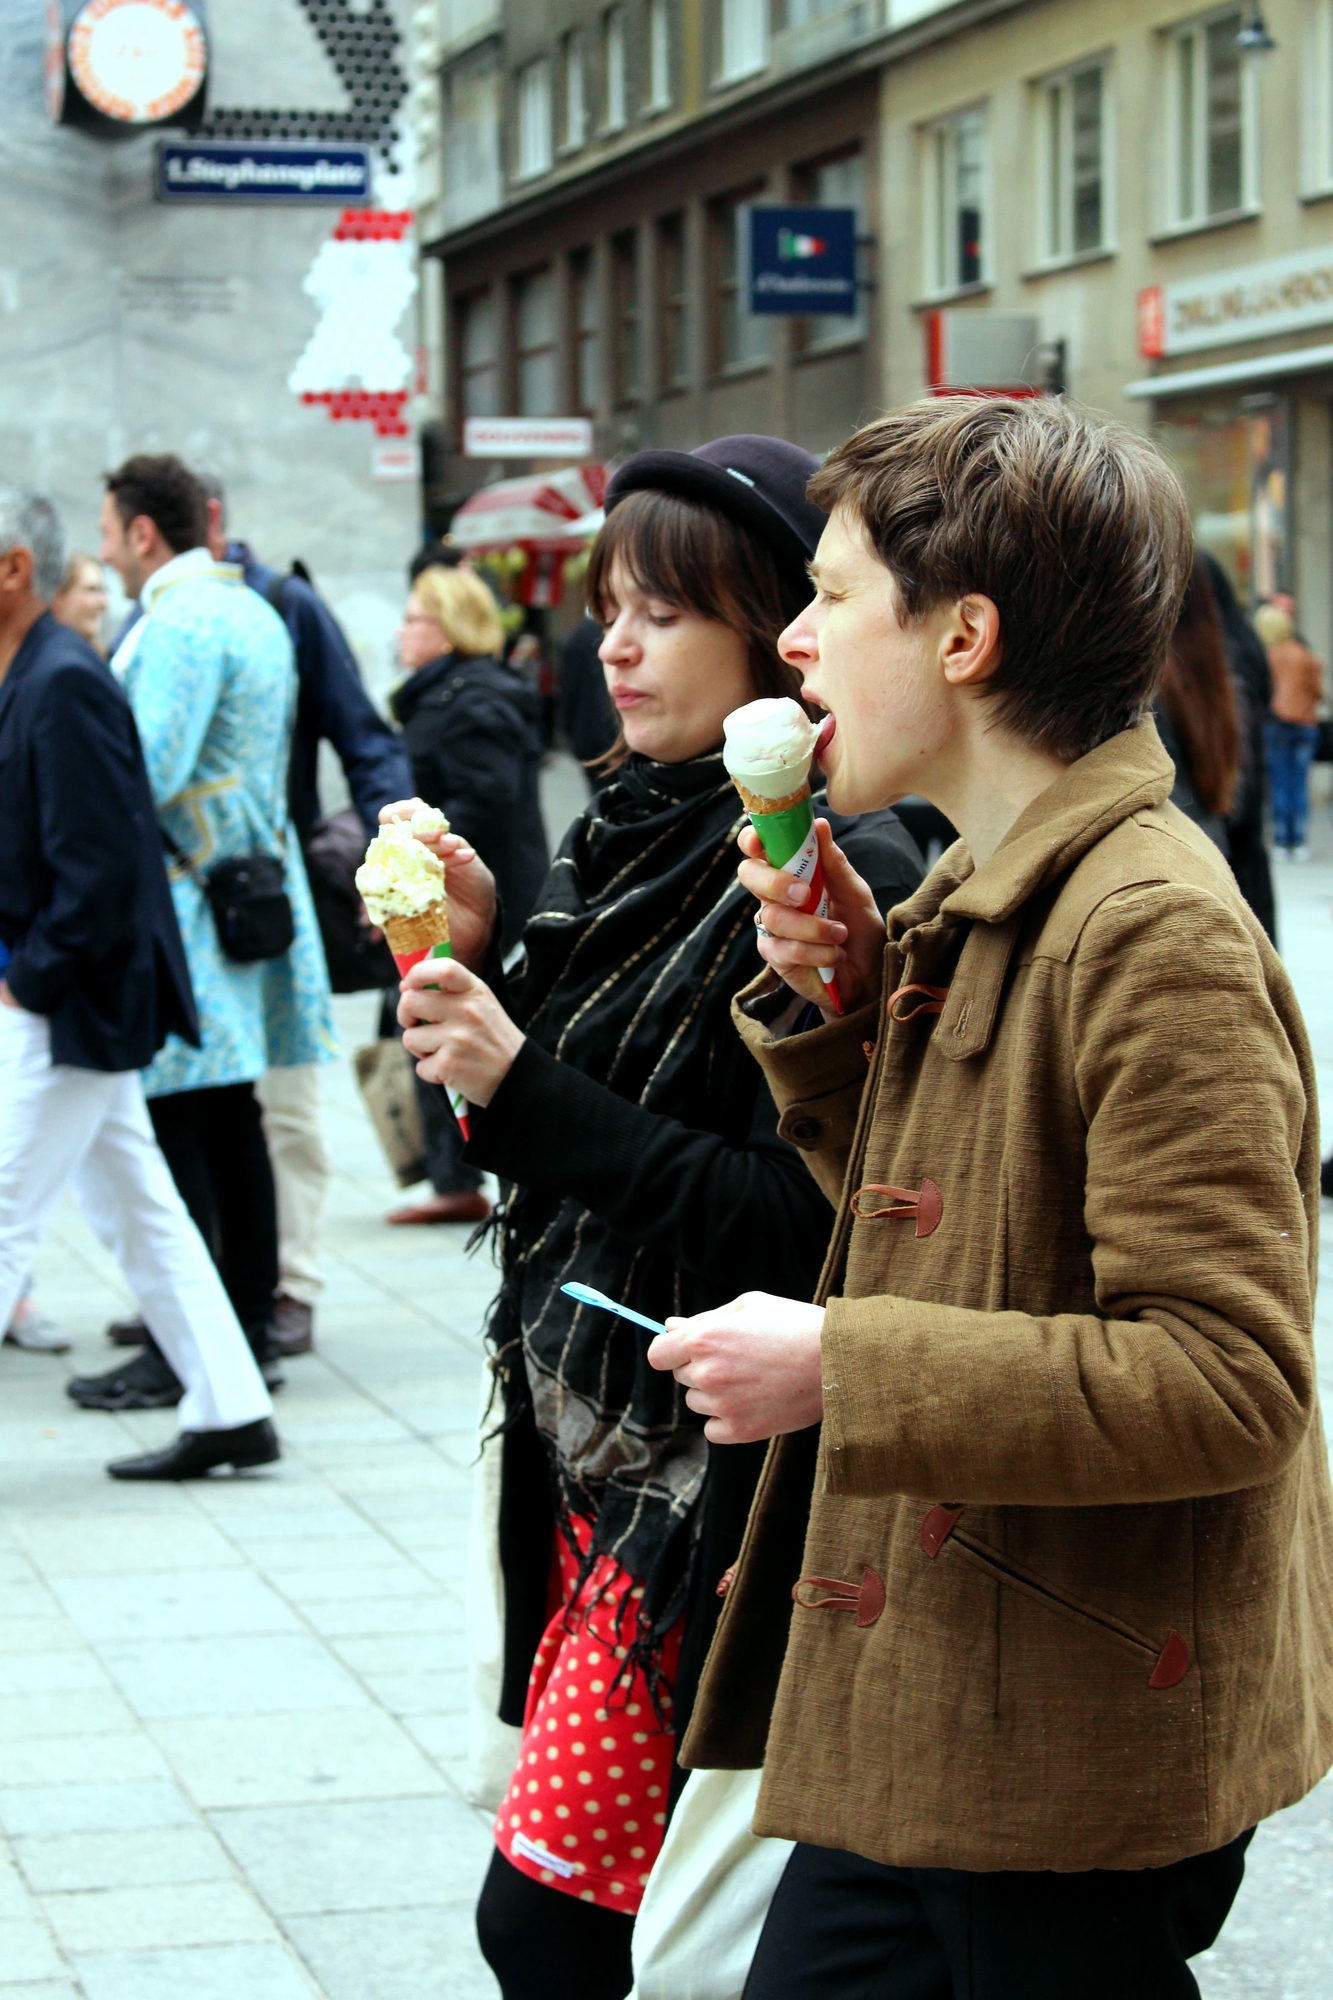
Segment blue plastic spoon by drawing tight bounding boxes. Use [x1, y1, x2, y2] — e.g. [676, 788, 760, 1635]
[560, 1281, 668, 1336]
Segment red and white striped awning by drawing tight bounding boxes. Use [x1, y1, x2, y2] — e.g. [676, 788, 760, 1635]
[450, 465, 607, 553]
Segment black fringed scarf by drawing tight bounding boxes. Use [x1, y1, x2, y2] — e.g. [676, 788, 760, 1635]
[488, 748, 768, 1703]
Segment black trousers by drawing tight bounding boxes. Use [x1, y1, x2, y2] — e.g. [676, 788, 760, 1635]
[148, 1083, 278, 1360]
[742, 1832, 1253, 2000]
[476, 1848, 634, 2000]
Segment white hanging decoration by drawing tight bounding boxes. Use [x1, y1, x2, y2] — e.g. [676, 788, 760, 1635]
[289, 210, 418, 435]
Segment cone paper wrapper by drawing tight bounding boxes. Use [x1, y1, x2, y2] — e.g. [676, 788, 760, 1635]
[389, 915, 471, 1142]
[733, 779, 843, 1014]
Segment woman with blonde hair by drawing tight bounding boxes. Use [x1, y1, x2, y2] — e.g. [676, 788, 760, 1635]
[386, 560, 548, 1223]
[51, 552, 109, 654]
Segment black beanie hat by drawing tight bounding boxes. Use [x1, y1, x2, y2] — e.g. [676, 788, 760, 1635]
[604, 435, 827, 574]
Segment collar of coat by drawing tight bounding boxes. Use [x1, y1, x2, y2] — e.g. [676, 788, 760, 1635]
[882, 718, 1177, 1063]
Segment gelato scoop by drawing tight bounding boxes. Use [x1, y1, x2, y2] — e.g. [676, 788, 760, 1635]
[355, 812, 450, 927]
[722, 697, 820, 806]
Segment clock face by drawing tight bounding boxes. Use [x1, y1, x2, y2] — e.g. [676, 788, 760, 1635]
[67, 0, 207, 126]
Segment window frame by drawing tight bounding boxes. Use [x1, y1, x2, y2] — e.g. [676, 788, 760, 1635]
[512, 265, 559, 418]
[569, 247, 601, 415]
[920, 103, 991, 301]
[718, 0, 768, 88]
[656, 211, 689, 389]
[456, 286, 500, 422]
[647, 0, 672, 113]
[709, 186, 770, 376]
[1160, 7, 1259, 235]
[514, 56, 553, 183]
[610, 227, 641, 403]
[561, 29, 587, 152]
[1033, 54, 1115, 269]
[1302, 0, 1333, 198]
[790, 146, 868, 355]
[603, 6, 627, 133]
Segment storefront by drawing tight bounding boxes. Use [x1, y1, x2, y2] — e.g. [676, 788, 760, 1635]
[1129, 247, 1333, 657]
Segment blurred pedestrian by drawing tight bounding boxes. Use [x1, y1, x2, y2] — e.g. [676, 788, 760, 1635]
[556, 615, 619, 776]
[201, 475, 412, 1356]
[1155, 554, 1242, 855]
[385, 563, 548, 1226]
[79, 454, 334, 1409]
[1204, 555, 1276, 941]
[0, 486, 276, 1480]
[394, 436, 923, 2000]
[1256, 601, 1325, 860]
[50, 551, 109, 654]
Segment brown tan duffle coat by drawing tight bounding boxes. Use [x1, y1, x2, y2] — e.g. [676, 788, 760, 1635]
[681, 721, 1333, 1872]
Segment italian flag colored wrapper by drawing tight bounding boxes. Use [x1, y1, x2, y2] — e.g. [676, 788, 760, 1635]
[746, 793, 844, 1015]
[391, 938, 471, 1142]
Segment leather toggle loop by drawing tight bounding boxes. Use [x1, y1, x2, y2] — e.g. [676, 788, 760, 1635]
[851, 1177, 943, 1238]
[1148, 1629, 1190, 1690]
[792, 1566, 886, 1627]
[887, 983, 949, 1022]
[920, 1504, 964, 1557]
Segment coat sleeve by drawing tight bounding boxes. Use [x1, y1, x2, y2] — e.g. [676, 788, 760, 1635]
[286, 585, 413, 835]
[409, 686, 525, 855]
[126, 616, 226, 805]
[819, 882, 1317, 1507]
[467, 1035, 835, 1301]
[4, 666, 143, 1015]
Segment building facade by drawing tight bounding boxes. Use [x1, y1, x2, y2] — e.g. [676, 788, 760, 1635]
[416, 0, 1333, 652]
[1, 0, 418, 712]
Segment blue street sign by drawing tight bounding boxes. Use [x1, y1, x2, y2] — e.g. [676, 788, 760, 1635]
[749, 205, 858, 316]
[155, 140, 372, 204]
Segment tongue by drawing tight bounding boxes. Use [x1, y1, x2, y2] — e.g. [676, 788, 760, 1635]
[815, 713, 836, 761]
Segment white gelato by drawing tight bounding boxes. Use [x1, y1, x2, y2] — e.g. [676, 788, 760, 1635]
[356, 814, 449, 924]
[722, 697, 820, 801]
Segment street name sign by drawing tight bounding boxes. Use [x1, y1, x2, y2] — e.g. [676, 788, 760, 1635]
[155, 140, 372, 204]
[463, 417, 594, 459]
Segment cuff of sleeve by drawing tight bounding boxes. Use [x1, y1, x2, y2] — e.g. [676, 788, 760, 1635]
[732, 976, 881, 1157]
[820, 1293, 925, 1498]
[464, 1034, 561, 1178]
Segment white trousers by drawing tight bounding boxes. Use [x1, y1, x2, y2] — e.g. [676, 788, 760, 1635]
[0, 1008, 272, 1433]
[256, 1063, 328, 1305]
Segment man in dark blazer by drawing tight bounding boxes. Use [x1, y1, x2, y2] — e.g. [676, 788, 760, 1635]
[0, 486, 279, 1480]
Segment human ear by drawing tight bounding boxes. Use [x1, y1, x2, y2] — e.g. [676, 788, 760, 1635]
[939, 595, 1002, 690]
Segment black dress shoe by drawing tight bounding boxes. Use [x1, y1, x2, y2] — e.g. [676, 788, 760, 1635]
[106, 1418, 281, 1481]
[105, 1314, 151, 1347]
[67, 1346, 184, 1411]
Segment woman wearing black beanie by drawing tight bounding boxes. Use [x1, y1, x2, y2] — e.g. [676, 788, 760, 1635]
[392, 438, 923, 2000]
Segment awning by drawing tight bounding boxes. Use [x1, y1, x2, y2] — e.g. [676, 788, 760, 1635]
[1124, 341, 1333, 400]
[450, 465, 607, 552]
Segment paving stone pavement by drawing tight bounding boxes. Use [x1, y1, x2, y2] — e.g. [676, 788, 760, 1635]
[1, 785, 1331, 1998]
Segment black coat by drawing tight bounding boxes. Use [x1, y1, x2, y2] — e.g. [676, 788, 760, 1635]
[0, 613, 197, 1071]
[391, 652, 550, 955]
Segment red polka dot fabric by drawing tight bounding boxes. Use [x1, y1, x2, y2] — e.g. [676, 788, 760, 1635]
[494, 1523, 683, 1915]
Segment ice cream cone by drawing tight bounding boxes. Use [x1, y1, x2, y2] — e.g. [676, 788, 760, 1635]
[383, 899, 451, 957]
[731, 777, 812, 817]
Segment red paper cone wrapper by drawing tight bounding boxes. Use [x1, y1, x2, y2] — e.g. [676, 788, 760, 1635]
[392, 934, 471, 1142]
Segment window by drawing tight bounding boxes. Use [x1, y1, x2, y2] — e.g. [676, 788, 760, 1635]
[1168, 10, 1255, 226]
[720, 0, 767, 84]
[657, 213, 688, 386]
[924, 107, 987, 295]
[515, 58, 553, 181]
[570, 248, 601, 413]
[1039, 59, 1110, 261]
[445, 55, 502, 229]
[603, 7, 627, 131]
[514, 268, 558, 416]
[457, 289, 499, 418]
[611, 229, 640, 400]
[712, 191, 769, 371]
[794, 150, 866, 349]
[562, 31, 586, 149]
[648, 0, 672, 110]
